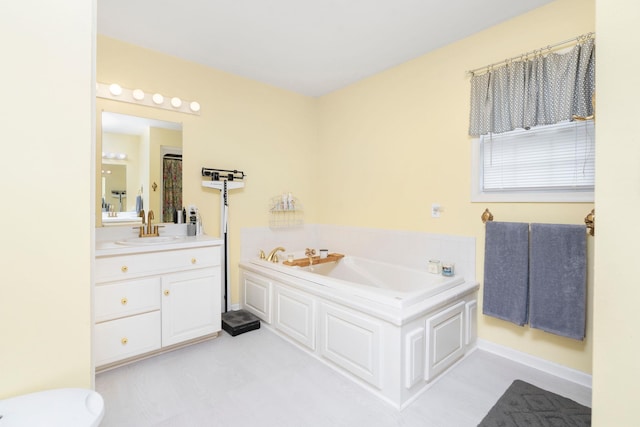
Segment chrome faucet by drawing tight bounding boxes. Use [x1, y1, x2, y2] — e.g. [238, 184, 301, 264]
[266, 247, 285, 263]
[305, 248, 316, 266]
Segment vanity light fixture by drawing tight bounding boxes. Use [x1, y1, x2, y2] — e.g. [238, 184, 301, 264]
[102, 152, 127, 160]
[96, 82, 201, 116]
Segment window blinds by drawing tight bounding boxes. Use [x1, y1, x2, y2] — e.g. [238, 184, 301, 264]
[480, 120, 595, 192]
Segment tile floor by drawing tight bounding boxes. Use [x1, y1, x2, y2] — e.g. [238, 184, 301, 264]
[96, 327, 591, 427]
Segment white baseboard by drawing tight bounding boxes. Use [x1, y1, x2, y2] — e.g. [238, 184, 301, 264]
[229, 303, 241, 311]
[477, 339, 592, 389]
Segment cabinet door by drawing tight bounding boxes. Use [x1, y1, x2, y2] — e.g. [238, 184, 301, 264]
[241, 271, 272, 323]
[425, 302, 465, 381]
[274, 285, 315, 349]
[319, 303, 382, 388]
[161, 267, 221, 346]
[404, 327, 425, 389]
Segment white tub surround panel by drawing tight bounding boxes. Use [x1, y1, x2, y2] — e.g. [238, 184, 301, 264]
[95, 227, 223, 370]
[239, 259, 478, 409]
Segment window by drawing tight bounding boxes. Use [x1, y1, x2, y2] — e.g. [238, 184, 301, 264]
[471, 120, 595, 202]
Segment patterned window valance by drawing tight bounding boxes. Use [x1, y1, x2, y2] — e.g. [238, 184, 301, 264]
[469, 38, 595, 137]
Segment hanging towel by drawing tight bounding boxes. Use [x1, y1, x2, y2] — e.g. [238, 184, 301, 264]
[483, 221, 530, 326]
[529, 223, 587, 340]
[135, 195, 143, 214]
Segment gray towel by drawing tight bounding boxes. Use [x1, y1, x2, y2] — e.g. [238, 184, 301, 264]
[483, 221, 530, 326]
[529, 223, 587, 340]
[136, 195, 143, 214]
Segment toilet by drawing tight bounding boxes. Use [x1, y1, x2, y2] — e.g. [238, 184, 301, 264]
[0, 388, 104, 426]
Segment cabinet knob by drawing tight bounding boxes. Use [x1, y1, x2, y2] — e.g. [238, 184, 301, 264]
[121, 266, 128, 273]
[121, 337, 128, 345]
[121, 297, 128, 306]
[191, 258, 197, 264]
[164, 289, 170, 296]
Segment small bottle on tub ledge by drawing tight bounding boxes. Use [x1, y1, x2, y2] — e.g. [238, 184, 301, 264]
[441, 263, 455, 277]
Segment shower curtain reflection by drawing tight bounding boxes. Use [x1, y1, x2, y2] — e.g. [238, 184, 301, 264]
[163, 155, 182, 222]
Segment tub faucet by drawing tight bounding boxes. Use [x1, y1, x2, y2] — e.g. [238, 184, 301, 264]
[266, 247, 285, 263]
[305, 248, 316, 266]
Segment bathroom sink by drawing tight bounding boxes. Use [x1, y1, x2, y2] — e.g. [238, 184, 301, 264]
[115, 235, 186, 246]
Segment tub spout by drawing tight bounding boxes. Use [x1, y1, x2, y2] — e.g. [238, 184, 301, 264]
[305, 248, 316, 266]
[266, 247, 285, 263]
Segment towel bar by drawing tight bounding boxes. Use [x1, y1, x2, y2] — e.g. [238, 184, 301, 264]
[480, 208, 595, 236]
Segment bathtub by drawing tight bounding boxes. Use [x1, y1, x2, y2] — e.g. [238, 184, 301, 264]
[250, 255, 465, 309]
[239, 254, 478, 409]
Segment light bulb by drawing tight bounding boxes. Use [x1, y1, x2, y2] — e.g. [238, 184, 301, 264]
[109, 83, 122, 96]
[171, 97, 182, 108]
[132, 89, 145, 101]
[189, 101, 201, 112]
[152, 93, 164, 104]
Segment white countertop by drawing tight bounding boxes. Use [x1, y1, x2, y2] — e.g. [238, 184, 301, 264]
[96, 227, 223, 257]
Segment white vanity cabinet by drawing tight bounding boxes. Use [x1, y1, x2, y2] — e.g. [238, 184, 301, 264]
[95, 242, 222, 369]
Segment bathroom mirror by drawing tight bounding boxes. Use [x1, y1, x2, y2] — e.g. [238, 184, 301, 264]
[100, 112, 182, 226]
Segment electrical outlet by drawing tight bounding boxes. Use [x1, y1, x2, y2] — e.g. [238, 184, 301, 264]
[431, 203, 441, 218]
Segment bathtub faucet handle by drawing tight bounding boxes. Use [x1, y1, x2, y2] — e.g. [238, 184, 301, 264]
[266, 246, 286, 263]
[305, 248, 316, 266]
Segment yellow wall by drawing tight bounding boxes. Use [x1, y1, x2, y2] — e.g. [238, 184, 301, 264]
[0, 0, 94, 397]
[317, 0, 595, 373]
[97, 35, 319, 304]
[592, 0, 640, 424]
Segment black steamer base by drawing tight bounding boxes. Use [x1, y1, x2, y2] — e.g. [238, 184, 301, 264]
[221, 309, 260, 336]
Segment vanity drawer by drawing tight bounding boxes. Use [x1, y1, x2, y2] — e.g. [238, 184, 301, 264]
[94, 311, 161, 367]
[95, 277, 161, 322]
[95, 246, 221, 281]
